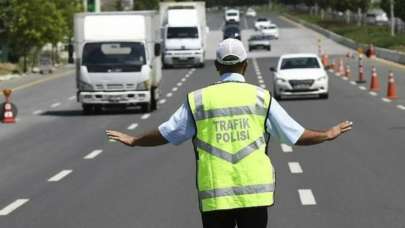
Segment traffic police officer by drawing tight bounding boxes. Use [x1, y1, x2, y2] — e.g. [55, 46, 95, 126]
[106, 38, 353, 228]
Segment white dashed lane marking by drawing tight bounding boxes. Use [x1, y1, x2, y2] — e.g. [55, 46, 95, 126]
[260, 84, 266, 89]
[359, 86, 367, 90]
[288, 162, 303, 174]
[159, 99, 167, 104]
[181, 78, 186, 82]
[0, 199, 30, 216]
[298, 189, 317, 205]
[141, 114, 151, 120]
[172, 87, 178, 92]
[50, 102, 61, 108]
[33, 110, 43, 115]
[166, 92, 173, 98]
[382, 98, 392, 103]
[127, 123, 139, 130]
[68, 96, 76, 101]
[350, 81, 357, 85]
[48, 170, 72, 182]
[281, 144, 293, 153]
[397, 105, 405, 110]
[369, 91, 378, 96]
[177, 82, 182, 87]
[84, 149, 103, 159]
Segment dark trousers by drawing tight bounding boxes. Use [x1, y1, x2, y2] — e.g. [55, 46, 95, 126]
[201, 206, 268, 228]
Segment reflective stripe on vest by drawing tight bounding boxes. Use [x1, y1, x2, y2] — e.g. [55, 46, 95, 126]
[193, 87, 267, 121]
[199, 183, 275, 200]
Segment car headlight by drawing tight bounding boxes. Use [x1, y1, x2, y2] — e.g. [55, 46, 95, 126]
[317, 76, 328, 81]
[276, 78, 287, 83]
[79, 81, 94, 92]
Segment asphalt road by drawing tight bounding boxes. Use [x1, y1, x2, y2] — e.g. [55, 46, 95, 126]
[1, 10, 405, 228]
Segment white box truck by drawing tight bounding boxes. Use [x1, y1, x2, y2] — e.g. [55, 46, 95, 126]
[74, 11, 161, 114]
[160, 2, 207, 68]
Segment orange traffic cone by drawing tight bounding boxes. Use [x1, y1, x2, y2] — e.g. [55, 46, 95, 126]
[338, 58, 345, 76]
[386, 71, 398, 99]
[356, 63, 366, 83]
[2, 103, 16, 123]
[2, 88, 16, 124]
[344, 64, 351, 78]
[322, 54, 329, 67]
[369, 66, 380, 92]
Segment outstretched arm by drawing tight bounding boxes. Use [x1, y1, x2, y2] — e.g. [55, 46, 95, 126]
[105, 129, 168, 147]
[295, 121, 353, 146]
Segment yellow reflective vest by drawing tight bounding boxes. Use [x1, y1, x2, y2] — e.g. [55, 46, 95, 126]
[187, 81, 275, 212]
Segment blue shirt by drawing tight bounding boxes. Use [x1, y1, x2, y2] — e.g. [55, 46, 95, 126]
[159, 73, 305, 145]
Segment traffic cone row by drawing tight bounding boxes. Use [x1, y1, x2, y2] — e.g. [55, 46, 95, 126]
[344, 64, 351, 78]
[357, 62, 366, 83]
[386, 71, 398, 99]
[369, 66, 380, 92]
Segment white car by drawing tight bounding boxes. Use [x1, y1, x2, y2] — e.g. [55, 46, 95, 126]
[245, 8, 256, 17]
[260, 24, 279, 39]
[225, 9, 240, 23]
[270, 54, 329, 99]
[254, 17, 271, 30]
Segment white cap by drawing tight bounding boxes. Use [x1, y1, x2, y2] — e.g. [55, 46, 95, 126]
[216, 38, 247, 65]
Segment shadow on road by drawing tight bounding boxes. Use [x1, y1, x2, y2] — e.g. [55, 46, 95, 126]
[41, 108, 145, 117]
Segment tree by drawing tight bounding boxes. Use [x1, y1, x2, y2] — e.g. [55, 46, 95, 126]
[381, 0, 405, 21]
[0, 0, 79, 71]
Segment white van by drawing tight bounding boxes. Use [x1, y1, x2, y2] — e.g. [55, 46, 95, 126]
[225, 9, 240, 23]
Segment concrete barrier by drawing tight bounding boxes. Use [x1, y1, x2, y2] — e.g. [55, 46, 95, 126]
[284, 14, 405, 65]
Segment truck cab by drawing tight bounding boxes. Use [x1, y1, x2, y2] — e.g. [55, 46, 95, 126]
[74, 12, 161, 114]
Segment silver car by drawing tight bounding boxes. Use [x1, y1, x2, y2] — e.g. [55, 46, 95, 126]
[248, 35, 271, 51]
[39, 57, 53, 74]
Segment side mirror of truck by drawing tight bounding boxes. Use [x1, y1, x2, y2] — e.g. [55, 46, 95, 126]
[154, 43, 161, 57]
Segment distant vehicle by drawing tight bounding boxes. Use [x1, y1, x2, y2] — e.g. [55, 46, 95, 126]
[254, 17, 271, 30]
[160, 2, 207, 68]
[223, 25, 241, 40]
[39, 57, 53, 74]
[248, 35, 271, 51]
[245, 8, 256, 17]
[260, 24, 279, 39]
[225, 9, 240, 23]
[366, 9, 389, 25]
[270, 53, 329, 100]
[74, 11, 162, 114]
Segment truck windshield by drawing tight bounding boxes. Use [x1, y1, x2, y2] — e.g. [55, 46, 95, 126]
[82, 42, 146, 72]
[167, 27, 199, 39]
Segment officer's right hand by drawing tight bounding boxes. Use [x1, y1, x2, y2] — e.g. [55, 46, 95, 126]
[327, 121, 353, 141]
[105, 130, 136, 146]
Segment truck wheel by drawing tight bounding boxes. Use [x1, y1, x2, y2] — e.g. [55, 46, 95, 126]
[320, 93, 329, 99]
[197, 62, 205, 68]
[82, 104, 93, 115]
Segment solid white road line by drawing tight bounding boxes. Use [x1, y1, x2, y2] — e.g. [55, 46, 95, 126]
[48, 170, 72, 182]
[68, 96, 76, 101]
[288, 162, 303, 174]
[159, 99, 167, 104]
[33, 110, 43, 115]
[397, 105, 405, 110]
[141, 114, 151, 120]
[0, 199, 30, 216]
[369, 91, 378, 96]
[50, 102, 61, 108]
[359, 86, 367, 90]
[298, 189, 317, 205]
[172, 87, 178, 92]
[350, 81, 357, 85]
[382, 98, 392, 103]
[84, 149, 103, 159]
[127, 123, 139, 130]
[281, 144, 293, 153]
[166, 92, 173, 97]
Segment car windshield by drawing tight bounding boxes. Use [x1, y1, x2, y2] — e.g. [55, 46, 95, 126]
[167, 27, 198, 39]
[250, 35, 271, 40]
[227, 12, 238, 16]
[269, 26, 277, 29]
[257, 18, 268, 22]
[280, 57, 320, 70]
[83, 42, 145, 66]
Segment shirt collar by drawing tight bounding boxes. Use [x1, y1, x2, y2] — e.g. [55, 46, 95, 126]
[219, 73, 246, 82]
